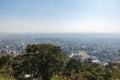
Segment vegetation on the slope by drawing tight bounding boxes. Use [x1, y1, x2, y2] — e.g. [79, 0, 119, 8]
[0, 44, 120, 80]
[0, 54, 15, 80]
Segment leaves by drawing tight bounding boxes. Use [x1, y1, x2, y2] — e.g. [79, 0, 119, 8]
[0, 44, 120, 80]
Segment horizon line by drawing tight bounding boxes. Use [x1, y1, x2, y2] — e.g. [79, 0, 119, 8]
[0, 32, 120, 35]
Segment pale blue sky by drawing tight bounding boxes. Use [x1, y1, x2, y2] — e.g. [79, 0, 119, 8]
[0, 0, 120, 33]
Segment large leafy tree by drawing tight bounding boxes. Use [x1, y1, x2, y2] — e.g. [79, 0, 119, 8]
[12, 44, 67, 80]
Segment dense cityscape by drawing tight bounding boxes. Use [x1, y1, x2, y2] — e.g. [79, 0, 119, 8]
[1, 0, 120, 79]
[0, 33, 120, 62]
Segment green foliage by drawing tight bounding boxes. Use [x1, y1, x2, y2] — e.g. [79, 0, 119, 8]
[50, 72, 68, 80]
[0, 75, 16, 80]
[66, 59, 84, 72]
[0, 55, 16, 80]
[12, 44, 67, 80]
[64, 58, 108, 80]
[106, 62, 120, 80]
[0, 44, 120, 80]
[0, 55, 10, 68]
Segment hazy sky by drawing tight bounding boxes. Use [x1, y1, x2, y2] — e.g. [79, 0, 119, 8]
[0, 0, 120, 33]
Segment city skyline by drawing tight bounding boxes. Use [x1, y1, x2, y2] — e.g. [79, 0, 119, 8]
[0, 0, 120, 33]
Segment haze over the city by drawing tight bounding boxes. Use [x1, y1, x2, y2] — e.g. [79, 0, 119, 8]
[0, 0, 120, 33]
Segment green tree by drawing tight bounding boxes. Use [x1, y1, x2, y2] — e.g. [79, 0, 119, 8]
[66, 58, 84, 73]
[0, 55, 10, 68]
[65, 59, 87, 80]
[0, 55, 15, 80]
[106, 62, 120, 80]
[12, 44, 67, 80]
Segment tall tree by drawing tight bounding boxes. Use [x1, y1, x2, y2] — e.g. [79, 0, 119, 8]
[12, 44, 67, 80]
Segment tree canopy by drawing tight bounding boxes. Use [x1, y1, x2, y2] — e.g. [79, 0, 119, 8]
[12, 44, 67, 80]
[0, 44, 120, 80]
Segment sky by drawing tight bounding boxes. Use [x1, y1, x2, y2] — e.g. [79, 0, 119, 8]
[0, 0, 120, 33]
